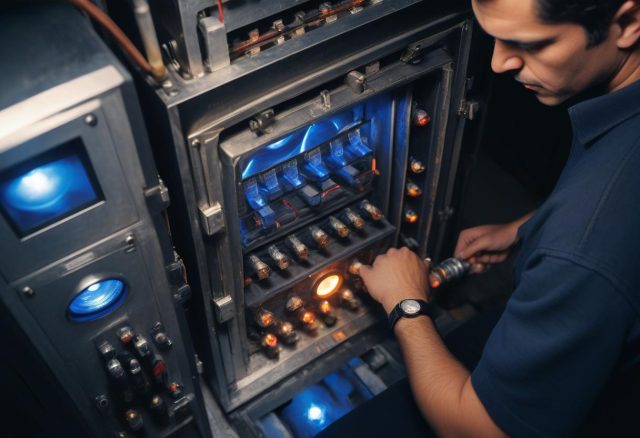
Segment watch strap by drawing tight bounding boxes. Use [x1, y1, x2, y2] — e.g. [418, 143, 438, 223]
[388, 299, 435, 330]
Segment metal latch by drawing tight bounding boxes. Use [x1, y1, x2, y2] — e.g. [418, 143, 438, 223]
[199, 202, 225, 236]
[345, 71, 367, 94]
[459, 99, 480, 121]
[144, 178, 170, 213]
[249, 109, 275, 134]
[213, 295, 235, 323]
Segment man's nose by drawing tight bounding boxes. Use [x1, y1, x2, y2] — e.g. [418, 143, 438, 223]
[491, 40, 524, 74]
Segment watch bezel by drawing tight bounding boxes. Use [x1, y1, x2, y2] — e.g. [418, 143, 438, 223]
[399, 299, 422, 315]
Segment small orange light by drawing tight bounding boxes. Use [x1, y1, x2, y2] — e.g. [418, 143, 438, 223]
[414, 109, 431, 127]
[278, 321, 294, 335]
[263, 333, 278, 348]
[301, 311, 316, 325]
[319, 300, 332, 314]
[315, 273, 343, 298]
[429, 274, 441, 289]
[406, 181, 422, 198]
[126, 410, 139, 420]
[404, 209, 419, 224]
[410, 158, 426, 174]
[256, 309, 275, 328]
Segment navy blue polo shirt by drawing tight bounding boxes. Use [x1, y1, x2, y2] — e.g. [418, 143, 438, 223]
[471, 79, 640, 437]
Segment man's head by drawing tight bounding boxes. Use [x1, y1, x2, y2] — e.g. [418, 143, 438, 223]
[472, 0, 640, 105]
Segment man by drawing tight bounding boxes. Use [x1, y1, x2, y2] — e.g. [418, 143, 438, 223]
[319, 0, 640, 436]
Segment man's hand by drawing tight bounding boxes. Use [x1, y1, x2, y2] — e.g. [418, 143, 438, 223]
[454, 212, 534, 273]
[359, 247, 429, 314]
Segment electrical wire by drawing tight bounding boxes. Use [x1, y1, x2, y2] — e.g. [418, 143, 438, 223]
[217, 0, 224, 23]
[69, 0, 165, 82]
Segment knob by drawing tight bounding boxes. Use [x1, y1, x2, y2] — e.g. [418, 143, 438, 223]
[299, 310, 319, 332]
[340, 289, 360, 311]
[318, 300, 337, 327]
[286, 296, 304, 313]
[348, 259, 364, 276]
[116, 326, 135, 345]
[125, 409, 144, 431]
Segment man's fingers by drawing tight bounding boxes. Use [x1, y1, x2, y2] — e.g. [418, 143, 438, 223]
[456, 236, 489, 261]
[359, 264, 372, 282]
[470, 263, 490, 274]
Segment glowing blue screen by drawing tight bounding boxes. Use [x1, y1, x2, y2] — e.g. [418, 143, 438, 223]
[69, 279, 127, 322]
[0, 145, 101, 235]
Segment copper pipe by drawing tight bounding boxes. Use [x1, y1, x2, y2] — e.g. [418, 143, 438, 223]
[231, 0, 365, 56]
[69, 0, 165, 82]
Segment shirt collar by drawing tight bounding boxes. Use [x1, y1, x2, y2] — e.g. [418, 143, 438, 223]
[569, 79, 640, 147]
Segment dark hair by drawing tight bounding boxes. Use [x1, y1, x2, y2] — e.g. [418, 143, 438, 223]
[536, 0, 627, 47]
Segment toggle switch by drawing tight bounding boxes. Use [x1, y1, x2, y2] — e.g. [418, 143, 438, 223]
[149, 395, 167, 417]
[268, 245, 290, 270]
[336, 165, 364, 189]
[348, 259, 364, 276]
[153, 332, 173, 350]
[151, 359, 168, 385]
[346, 129, 372, 158]
[299, 310, 319, 332]
[168, 382, 183, 399]
[318, 300, 337, 327]
[360, 200, 383, 221]
[309, 226, 330, 249]
[340, 289, 361, 311]
[344, 208, 365, 230]
[302, 149, 330, 181]
[127, 357, 151, 395]
[282, 159, 305, 189]
[328, 216, 350, 238]
[406, 181, 422, 197]
[256, 206, 277, 229]
[244, 178, 268, 210]
[326, 138, 348, 168]
[97, 340, 116, 361]
[286, 235, 309, 261]
[117, 326, 135, 346]
[260, 169, 282, 200]
[133, 335, 152, 360]
[248, 254, 270, 281]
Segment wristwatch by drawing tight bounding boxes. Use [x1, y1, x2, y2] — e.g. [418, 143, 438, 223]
[388, 299, 436, 330]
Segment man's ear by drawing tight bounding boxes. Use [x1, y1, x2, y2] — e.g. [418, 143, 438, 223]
[614, 1, 640, 49]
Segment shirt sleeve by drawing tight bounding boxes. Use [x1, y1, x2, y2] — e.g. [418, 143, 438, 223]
[471, 252, 634, 438]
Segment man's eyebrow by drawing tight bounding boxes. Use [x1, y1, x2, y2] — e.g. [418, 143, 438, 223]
[500, 37, 556, 50]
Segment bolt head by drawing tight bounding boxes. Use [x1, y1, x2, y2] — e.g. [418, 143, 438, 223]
[84, 114, 98, 126]
[20, 286, 34, 297]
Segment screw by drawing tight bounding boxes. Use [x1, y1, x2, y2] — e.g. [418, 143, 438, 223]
[95, 394, 109, 410]
[125, 235, 135, 246]
[20, 286, 34, 297]
[191, 138, 201, 148]
[161, 79, 173, 89]
[84, 114, 98, 126]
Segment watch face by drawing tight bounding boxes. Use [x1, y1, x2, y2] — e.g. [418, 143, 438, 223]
[400, 299, 421, 315]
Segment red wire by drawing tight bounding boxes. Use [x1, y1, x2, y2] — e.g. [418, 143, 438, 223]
[217, 0, 224, 23]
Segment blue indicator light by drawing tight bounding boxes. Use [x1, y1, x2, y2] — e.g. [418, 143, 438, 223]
[68, 279, 127, 322]
[0, 152, 100, 235]
[302, 149, 330, 181]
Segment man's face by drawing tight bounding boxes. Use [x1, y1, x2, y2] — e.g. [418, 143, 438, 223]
[472, 0, 624, 105]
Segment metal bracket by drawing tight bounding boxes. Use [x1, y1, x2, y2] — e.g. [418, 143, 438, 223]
[345, 70, 367, 94]
[458, 99, 480, 121]
[199, 202, 225, 236]
[249, 109, 275, 135]
[144, 178, 171, 213]
[213, 295, 235, 323]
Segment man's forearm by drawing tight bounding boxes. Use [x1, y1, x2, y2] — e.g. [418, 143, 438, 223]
[394, 316, 506, 438]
